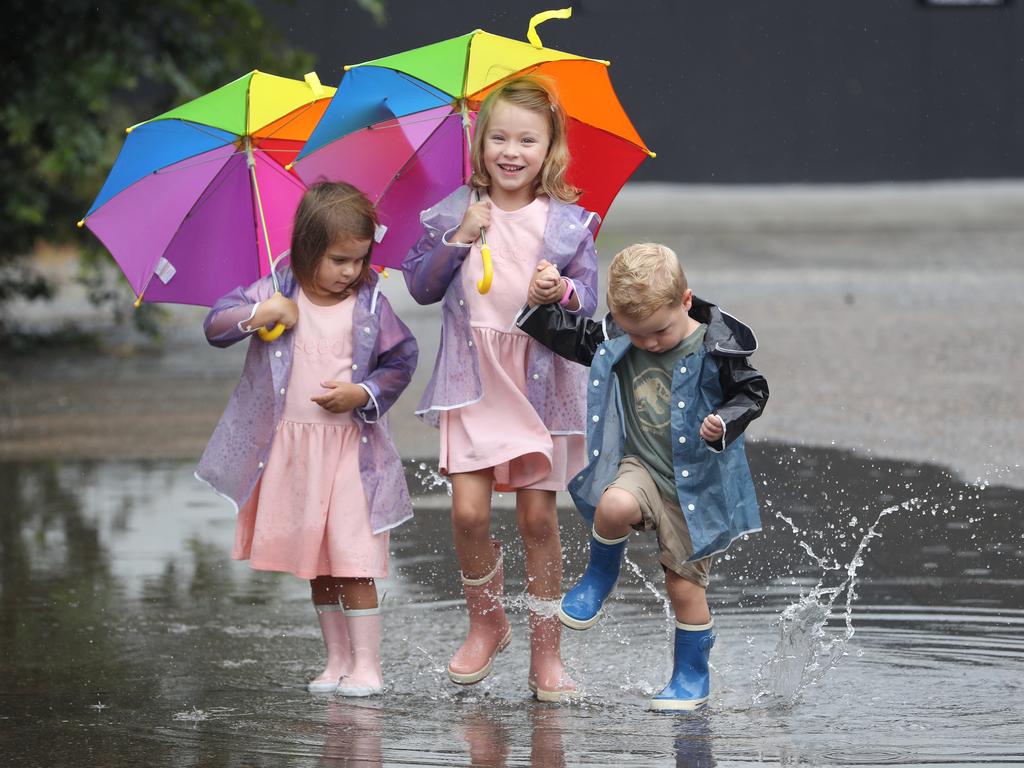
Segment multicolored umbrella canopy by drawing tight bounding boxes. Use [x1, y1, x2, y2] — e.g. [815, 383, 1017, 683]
[80, 71, 336, 307]
[292, 11, 653, 270]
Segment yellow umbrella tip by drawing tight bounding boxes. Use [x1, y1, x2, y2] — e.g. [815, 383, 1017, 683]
[133, 295, 143, 308]
[344, 64, 353, 71]
[648, 150, 657, 159]
[76, 218, 85, 228]
[285, 162, 294, 171]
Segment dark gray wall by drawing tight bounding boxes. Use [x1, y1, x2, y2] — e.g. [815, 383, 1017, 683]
[261, 0, 1024, 183]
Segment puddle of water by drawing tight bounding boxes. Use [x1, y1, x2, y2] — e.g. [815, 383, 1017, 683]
[1, 444, 1023, 766]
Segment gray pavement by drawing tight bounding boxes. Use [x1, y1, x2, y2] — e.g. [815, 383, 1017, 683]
[3, 181, 1022, 488]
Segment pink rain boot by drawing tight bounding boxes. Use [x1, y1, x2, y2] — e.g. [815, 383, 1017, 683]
[448, 541, 512, 685]
[307, 603, 353, 693]
[336, 607, 383, 697]
[528, 608, 578, 702]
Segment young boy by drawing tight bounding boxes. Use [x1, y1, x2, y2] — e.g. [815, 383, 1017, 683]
[516, 243, 769, 711]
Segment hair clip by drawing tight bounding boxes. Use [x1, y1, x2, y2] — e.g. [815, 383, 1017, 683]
[374, 223, 388, 243]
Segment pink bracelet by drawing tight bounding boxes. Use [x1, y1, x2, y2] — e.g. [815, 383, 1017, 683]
[558, 278, 575, 307]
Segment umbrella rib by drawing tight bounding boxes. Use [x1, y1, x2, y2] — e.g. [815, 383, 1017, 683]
[137, 153, 241, 300]
[374, 111, 457, 204]
[252, 98, 328, 142]
[355, 66, 460, 104]
[565, 117, 652, 154]
[468, 59, 651, 153]
[152, 149, 248, 176]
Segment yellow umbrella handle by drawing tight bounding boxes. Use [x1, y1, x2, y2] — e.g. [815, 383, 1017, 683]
[256, 291, 287, 341]
[258, 323, 285, 342]
[477, 243, 493, 294]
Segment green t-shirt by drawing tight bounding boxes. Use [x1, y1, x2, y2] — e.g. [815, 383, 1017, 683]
[617, 323, 708, 500]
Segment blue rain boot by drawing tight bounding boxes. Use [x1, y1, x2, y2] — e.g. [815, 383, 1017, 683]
[649, 621, 715, 712]
[558, 527, 628, 630]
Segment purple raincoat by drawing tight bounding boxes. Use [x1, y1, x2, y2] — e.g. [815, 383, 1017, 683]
[195, 266, 418, 534]
[402, 185, 599, 432]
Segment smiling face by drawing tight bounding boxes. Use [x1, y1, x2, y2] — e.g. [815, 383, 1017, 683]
[311, 237, 371, 299]
[614, 290, 699, 354]
[481, 100, 551, 209]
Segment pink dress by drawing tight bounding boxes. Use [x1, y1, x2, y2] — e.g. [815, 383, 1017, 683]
[233, 290, 388, 579]
[440, 195, 586, 492]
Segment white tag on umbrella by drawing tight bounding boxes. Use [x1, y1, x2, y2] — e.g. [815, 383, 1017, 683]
[154, 257, 177, 284]
[374, 223, 388, 243]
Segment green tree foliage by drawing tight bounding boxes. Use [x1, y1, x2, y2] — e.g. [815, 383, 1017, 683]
[0, 0, 313, 327]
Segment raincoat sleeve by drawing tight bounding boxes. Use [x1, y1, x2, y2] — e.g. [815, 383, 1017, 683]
[514, 303, 607, 367]
[560, 211, 601, 316]
[203, 275, 275, 348]
[707, 357, 769, 453]
[356, 295, 419, 424]
[401, 220, 471, 306]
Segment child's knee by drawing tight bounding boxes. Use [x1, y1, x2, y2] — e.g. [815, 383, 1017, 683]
[451, 502, 491, 535]
[596, 487, 641, 528]
[516, 506, 558, 542]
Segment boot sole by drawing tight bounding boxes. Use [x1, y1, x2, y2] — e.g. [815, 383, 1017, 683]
[306, 680, 340, 694]
[336, 684, 383, 697]
[557, 605, 601, 631]
[528, 680, 582, 703]
[648, 695, 708, 712]
[447, 628, 512, 685]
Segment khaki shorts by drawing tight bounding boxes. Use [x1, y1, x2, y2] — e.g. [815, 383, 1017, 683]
[606, 457, 712, 588]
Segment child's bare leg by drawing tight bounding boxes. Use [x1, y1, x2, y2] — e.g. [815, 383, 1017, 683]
[650, 568, 714, 712]
[310, 575, 343, 605]
[448, 468, 510, 684]
[337, 577, 378, 611]
[557, 487, 637, 631]
[594, 487, 643, 539]
[516, 489, 561, 600]
[336, 577, 383, 697]
[451, 469, 498, 577]
[518, 488, 575, 698]
[664, 569, 711, 625]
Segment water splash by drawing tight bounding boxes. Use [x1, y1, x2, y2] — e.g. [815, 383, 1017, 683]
[753, 497, 921, 706]
[623, 554, 674, 625]
[414, 462, 452, 496]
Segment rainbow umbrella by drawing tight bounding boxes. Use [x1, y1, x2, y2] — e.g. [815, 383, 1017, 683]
[80, 70, 336, 337]
[291, 8, 653, 290]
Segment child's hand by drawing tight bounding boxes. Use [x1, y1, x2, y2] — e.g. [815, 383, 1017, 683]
[253, 293, 299, 330]
[312, 382, 371, 413]
[528, 259, 564, 305]
[451, 200, 491, 244]
[700, 414, 725, 443]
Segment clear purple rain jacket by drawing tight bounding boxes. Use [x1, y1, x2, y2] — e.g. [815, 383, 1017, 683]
[195, 266, 418, 534]
[401, 185, 599, 431]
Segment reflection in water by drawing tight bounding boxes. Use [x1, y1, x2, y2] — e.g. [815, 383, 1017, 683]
[1, 447, 1023, 766]
[673, 715, 715, 768]
[460, 708, 510, 767]
[319, 701, 382, 767]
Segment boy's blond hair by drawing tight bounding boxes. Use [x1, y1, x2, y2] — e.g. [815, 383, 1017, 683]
[469, 76, 579, 204]
[606, 243, 688, 321]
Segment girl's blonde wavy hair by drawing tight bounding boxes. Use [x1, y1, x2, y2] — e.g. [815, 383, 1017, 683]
[469, 76, 579, 204]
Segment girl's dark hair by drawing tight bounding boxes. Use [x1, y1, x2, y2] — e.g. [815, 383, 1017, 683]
[289, 181, 377, 294]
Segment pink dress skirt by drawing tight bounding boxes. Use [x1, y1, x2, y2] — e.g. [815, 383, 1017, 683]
[440, 195, 585, 492]
[233, 290, 388, 579]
